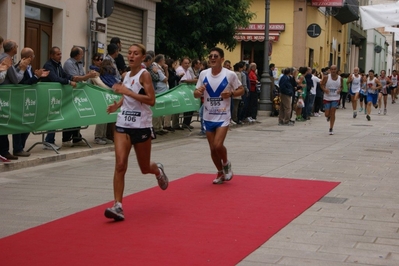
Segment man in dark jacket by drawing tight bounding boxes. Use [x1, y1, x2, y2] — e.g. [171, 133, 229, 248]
[278, 68, 294, 125]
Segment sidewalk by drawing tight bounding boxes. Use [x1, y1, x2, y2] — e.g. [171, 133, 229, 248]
[0, 111, 275, 172]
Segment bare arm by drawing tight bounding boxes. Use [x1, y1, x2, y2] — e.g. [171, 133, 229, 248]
[320, 75, 329, 94]
[112, 71, 156, 106]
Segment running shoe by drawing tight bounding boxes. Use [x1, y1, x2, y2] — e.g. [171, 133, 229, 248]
[329, 128, 334, 135]
[374, 104, 378, 109]
[359, 107, 363, 112]
[378, 109, 381, 115]
[212, 171, 225, 184]
[156, 163, 169, 190]
[353, 111, 357, 118]
[326, 116, 330, 122]
[104, 204, 124, 221]
[222, 161, 233, 181]
[384, 109, 387, 115]
[43, 143, 60, 150]
[366, 114, 371, 121]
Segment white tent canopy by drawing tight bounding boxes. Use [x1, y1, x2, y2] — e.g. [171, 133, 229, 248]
[359, 2, 399, 30]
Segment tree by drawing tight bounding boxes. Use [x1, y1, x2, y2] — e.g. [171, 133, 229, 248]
[155, 0, 255, 60]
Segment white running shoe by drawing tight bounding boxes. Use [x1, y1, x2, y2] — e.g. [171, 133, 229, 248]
[222, 161, 233, 181]
[43, 143, 60, 150]
[156, 163, 169, 190]
[212, 171, 225, 184]
[104, 203, 124, 221]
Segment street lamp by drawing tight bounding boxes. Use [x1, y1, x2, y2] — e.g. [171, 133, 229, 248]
[259, 0, 272, 111]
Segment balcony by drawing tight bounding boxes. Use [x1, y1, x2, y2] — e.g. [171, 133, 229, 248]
[332, 0, 360, 24]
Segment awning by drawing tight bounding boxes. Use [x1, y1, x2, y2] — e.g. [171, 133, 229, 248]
[235, 23, 285, 42]
[234, 32, 280, 42]
[360, 2, 399, 30]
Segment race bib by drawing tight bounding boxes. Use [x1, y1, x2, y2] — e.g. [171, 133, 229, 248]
[121, 110, 141, 127]
[328, 87, 338, 95]
[209, 97, 222, 107]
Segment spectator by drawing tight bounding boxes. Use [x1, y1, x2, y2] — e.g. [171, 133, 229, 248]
[278, 68, 294, 126]
[100, 59, 119, 88]
[239, 63, 251, 123]
[110, 37, 127, 75]
[61, 46, 97, 148]
[166, 58, 182, 89]
[103, 43, 121, 82]
[308, 68, 320, 117]
[0, 40, 30, 160]
[247, 62, 259, 122]
[0, 37, 13, 84]
[339, 73, 349, 109]
[232, 62, 244, 124]
[41, 46, 80, 150]
[90, 55, 115, 145]
[13, 47, 49, 157]
[295, 66, 307, 122]
[223, 60, 232, 70]
[152, 54, 170, 135]
[174, 57, 198, 130]
[303, 67, 312, 120]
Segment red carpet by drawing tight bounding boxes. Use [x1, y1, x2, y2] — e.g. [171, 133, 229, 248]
[0, 174, 339, 266]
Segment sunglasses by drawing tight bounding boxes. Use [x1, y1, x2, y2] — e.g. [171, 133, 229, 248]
[95, 58, 103, 61]
[208, 54, 219, 59]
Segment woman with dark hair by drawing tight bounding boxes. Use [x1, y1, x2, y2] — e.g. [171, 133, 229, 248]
[166, 58, 182, 89]
[89, 53, 102, 72]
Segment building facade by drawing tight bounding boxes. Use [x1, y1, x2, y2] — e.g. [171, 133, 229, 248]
[0, 0, 159, 71]
[224, 0, 360, 75]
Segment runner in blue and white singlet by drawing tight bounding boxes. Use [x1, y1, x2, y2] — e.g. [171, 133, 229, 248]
[365, 69, 382, 121]
[197, 67, 241, 127]
[194, 47, 244, 185]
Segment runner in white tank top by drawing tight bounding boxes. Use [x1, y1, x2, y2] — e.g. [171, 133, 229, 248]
[390, 70, 398, 103]
[377, 70, 391, 115]
[347, 67, 362, 118]
[320, 65, 342, 135]
[104, 44, 169, 222]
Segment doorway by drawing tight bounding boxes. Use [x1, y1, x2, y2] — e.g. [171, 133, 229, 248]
[241, 41, 266, 78]
[25, 4, 53, 70]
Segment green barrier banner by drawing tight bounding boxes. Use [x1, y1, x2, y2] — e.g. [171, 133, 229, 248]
[152, 83, 199, 117]
[0, 83, 198, 135]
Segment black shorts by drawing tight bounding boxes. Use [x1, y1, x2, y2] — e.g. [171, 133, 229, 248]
[115, 126, 156, 145]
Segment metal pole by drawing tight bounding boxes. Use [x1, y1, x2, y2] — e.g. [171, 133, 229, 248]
[87, 0, 93, 72]
[259, 0, 272, 111]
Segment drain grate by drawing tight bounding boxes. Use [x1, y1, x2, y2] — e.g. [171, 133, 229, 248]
[319, 196, 348, 204]
[352, 124, 373, 127]
[252, 129, 284, 132]
[364, 149, 393, 154]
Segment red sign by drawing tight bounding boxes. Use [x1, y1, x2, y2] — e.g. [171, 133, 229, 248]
[234, 35, 279, 42]
[238, 23, 285, 31]
[311, 0, 343, 7]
